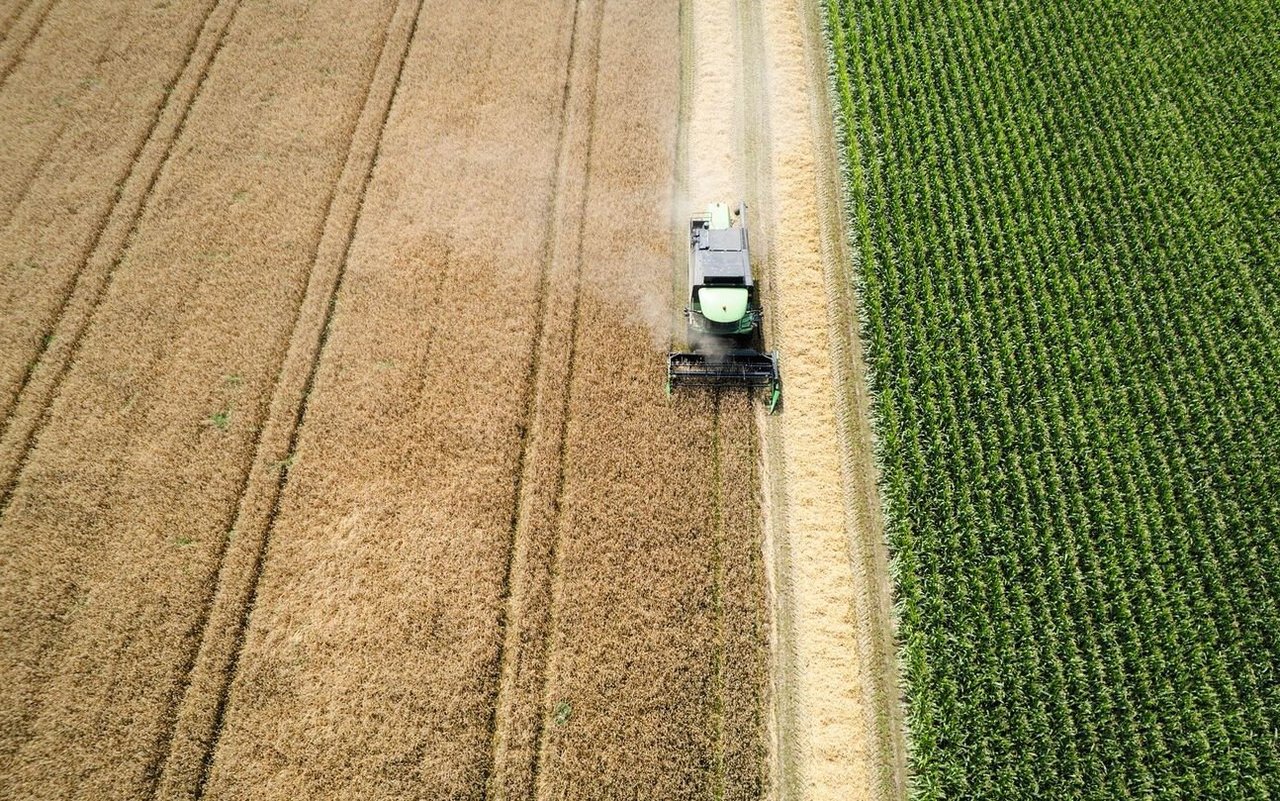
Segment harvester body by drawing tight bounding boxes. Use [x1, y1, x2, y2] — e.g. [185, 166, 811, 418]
[667, 202, 781, 411]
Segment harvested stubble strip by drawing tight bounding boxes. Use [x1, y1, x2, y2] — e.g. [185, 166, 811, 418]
[195, 0, 578, 795]
[744, 0, 907, 796]
[0, 0, 222, 418]
[0, 1, 400, 796]
[531, 1, 768, 797]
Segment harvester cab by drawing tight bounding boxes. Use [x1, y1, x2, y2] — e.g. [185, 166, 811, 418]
[667, 201, 782, 412]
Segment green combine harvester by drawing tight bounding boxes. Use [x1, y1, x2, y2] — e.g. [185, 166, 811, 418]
[667, 201, 781, 412]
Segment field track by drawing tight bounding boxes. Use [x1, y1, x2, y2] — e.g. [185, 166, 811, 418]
[0, 0, 57, 87]
[0, 1, 804, 798]
[681, 0, 905, 797]
[2, 0, 407, 795]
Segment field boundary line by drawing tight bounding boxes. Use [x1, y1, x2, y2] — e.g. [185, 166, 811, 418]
[141, 1, 426, 797]
[0, 0, 241, 515]
[804, 0, 907, 793]
[0, 0, 54, 89]
[482, 1, 604, 796]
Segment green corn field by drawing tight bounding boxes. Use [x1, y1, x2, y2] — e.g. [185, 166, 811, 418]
[825, 0, 1279, 798]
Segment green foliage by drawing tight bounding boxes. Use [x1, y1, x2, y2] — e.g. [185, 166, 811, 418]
[552, 700, 572, 727]
[208, 408, 231, 431]
[825, 0, 1280, 798]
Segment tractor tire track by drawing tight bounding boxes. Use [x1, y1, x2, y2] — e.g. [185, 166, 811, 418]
[187, 1, 588, 791]
[528, 179, 591, 799]
[0, 0, 36, 43]
[0, 1, 138, 235]
[145, 2, 426, 796]
[2, 1, 413, 793]
[0, 0, 218, 418]
[483, 2, 603, 796]
[0, 0, 240, 771]
[0, 0, 53, 89]
[0, 108, 68, 233]
[0, 0, 241, 514]
[524, 1, 765, 794]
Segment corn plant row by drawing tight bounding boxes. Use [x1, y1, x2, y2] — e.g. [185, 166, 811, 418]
[825, 0, 1280, 798]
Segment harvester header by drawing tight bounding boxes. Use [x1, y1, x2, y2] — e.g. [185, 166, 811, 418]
[667, 201, 781, 412]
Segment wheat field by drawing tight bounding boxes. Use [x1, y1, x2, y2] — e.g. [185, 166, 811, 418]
[0, 0, 871, 798]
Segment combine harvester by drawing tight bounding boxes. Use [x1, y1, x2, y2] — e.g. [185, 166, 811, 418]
[667, 201, 782, 412]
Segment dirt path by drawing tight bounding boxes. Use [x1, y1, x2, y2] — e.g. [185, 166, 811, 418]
[758, 1, 907, 797]
[681, 0, 909, 797]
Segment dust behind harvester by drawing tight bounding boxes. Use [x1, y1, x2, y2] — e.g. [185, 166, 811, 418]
[667, 201, 781, 412]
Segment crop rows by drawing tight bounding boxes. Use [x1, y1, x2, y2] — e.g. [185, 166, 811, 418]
[826, 0, 1279, 798]
[0, 0, 403, 795]
[0, 0, 228, 447]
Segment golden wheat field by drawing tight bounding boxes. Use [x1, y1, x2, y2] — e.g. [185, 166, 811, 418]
[0, 0, 899, 798]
